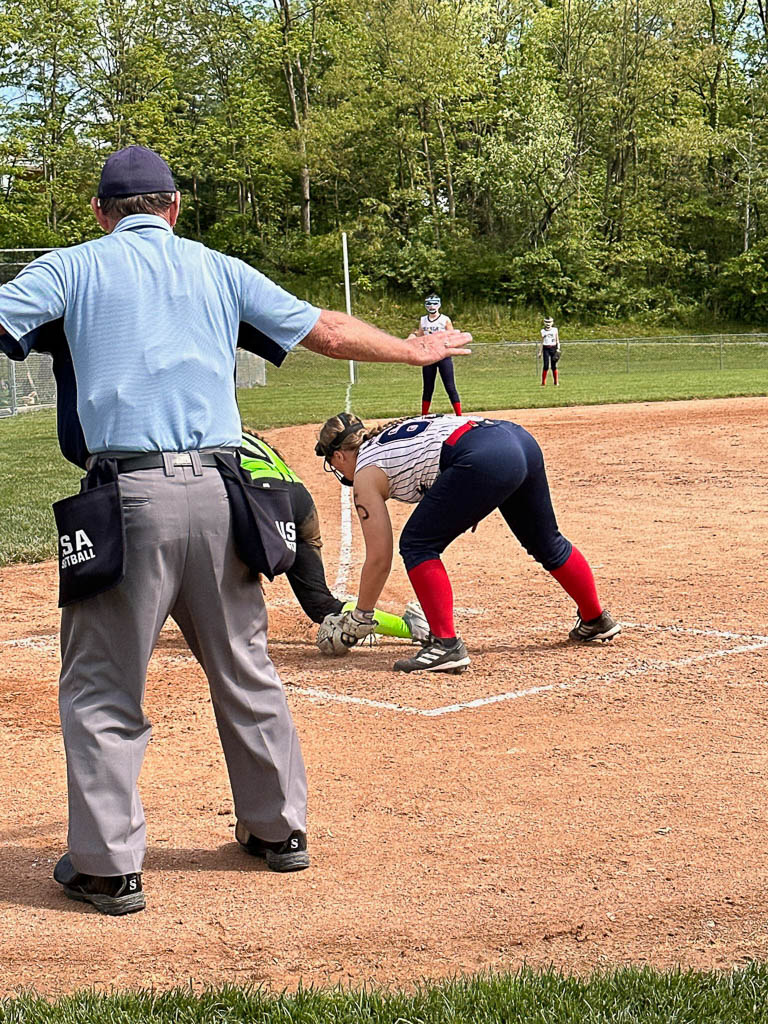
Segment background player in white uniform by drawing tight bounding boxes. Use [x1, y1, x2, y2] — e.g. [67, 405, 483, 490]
[539, 315, 561, 386]
[315, 413, 620, 673]
[412, 294, 462, 415]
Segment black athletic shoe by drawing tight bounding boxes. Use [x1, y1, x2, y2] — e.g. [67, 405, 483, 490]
[53, 853, 145, 915]
[569, 610, 621, 642]
[235, 823, 310, 872]
[393, 636, 471, 673]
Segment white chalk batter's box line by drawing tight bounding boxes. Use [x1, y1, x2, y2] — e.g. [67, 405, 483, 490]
[3, 621, 768, 718]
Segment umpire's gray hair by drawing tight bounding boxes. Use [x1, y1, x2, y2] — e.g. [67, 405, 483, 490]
[99, 191, 175, 218]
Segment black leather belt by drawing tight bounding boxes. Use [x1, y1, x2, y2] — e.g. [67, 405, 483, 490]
[91, 450, 234, 473]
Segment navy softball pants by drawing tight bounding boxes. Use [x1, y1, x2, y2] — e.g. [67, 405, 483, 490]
[541, 347, 558, 371]
[399, 420, 572, 572]
[421, 357, 460, 404]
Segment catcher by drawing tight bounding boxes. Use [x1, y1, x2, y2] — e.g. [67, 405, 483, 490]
[239, 430, 428, 653]
[314, 413, 620, 672]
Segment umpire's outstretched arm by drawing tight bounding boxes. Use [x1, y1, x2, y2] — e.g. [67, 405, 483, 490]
[302, 309, 471, 366]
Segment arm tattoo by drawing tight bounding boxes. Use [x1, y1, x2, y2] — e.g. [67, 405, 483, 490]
[355, 503, 370, 520]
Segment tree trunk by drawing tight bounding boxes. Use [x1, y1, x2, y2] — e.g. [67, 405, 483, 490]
[192, 174, 201, 239]
[299, 160, 311, 235]
[757, 0, 768, 45]
[275, 0, 312, 235]
[744, 131, 753, 252]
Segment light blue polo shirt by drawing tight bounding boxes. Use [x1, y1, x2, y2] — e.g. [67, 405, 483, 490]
[0, 215, 321, 452]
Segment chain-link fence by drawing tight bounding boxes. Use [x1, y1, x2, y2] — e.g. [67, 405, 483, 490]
[0, 348, 266, 418]
[0, 350, 56, 416]
[527, 333, 768, 375]
[0, 248, 55, 285]
[235, 350, 267, 387]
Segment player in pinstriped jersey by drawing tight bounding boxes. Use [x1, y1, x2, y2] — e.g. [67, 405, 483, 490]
[315, 413, 620, 672]
[410, 293, 462, 416]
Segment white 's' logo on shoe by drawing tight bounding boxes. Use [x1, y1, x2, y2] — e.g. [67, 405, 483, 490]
[290, 837, 299, 849]
[128, 877, 138, 891]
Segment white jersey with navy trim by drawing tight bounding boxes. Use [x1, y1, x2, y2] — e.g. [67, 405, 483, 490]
[420, 313, 449, 335]
[355, 416, 478, 504]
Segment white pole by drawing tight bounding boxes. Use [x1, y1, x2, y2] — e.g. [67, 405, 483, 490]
[342, 232, 356, 384]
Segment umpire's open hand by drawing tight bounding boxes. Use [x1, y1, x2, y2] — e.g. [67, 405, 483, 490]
[410, 329, 472, 365]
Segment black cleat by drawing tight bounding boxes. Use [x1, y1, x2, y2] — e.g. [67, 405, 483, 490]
[53, 853, 145, 915]
[393, 636, 470, 673]
[569, 610, 621, 642]
[235, 823, 309, 872]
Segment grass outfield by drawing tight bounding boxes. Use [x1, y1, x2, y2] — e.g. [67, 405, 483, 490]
[4, 967, 768, 1022]
[1, 347, 766, 565]
[0, 410, 80, 565]
[237, 341, 768, 427]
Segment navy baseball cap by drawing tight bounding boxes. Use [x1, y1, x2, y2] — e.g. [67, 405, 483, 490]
[97, 145, 176, 199]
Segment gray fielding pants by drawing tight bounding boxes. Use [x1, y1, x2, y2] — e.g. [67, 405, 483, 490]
[58, 463, 307, 876]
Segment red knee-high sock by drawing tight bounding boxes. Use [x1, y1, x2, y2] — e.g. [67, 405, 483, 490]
[422, 400, 431, 415]
[452, 400, 462, 415]
[541, 370, 547, 385]
[549, 547, 602, 621]
[553, 369, 558, 385]
[407, 559, 455, 639]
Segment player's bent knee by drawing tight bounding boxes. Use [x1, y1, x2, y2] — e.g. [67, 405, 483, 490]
[529, 536, 573, 572]
[399, 542, 441, 574]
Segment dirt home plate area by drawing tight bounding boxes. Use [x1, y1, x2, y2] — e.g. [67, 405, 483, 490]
[1, 397, 767, 996]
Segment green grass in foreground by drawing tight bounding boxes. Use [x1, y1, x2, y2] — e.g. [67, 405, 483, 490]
[4, 966, 768, 1023]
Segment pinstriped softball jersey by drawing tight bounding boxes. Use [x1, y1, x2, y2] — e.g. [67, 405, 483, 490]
[355, 416, 477, 503]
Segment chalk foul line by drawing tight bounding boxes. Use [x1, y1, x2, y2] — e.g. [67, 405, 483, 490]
[332, 379, 355, 596]
[4, 622, 767, 718]
[421, 635, 768, 717]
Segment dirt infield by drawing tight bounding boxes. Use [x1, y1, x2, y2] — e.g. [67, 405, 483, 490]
[1, 397, 768, 997]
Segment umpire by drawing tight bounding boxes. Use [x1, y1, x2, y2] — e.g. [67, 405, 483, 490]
[0, 145, 470, 915]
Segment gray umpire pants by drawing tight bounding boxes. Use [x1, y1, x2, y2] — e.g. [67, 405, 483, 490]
[58, 461, 307, 877]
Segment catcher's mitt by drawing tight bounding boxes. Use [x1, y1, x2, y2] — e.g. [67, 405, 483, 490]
[316, 609, 377, 656]
[316, 613, 350, 656]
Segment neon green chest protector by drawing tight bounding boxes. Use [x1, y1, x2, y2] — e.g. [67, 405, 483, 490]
[239, 432, 302, 484]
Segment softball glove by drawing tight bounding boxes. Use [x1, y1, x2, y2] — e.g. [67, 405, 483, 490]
[316, 609, 377, 656]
